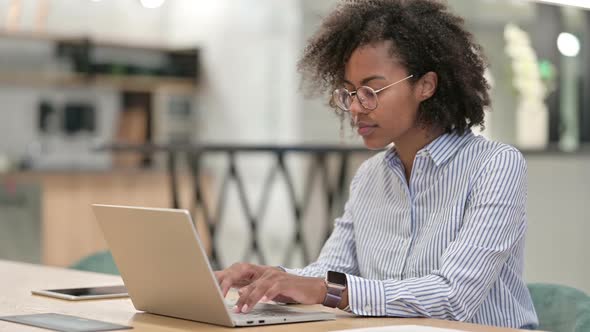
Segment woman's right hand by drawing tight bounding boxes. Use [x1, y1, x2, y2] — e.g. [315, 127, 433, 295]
[214, 263, 279, 297]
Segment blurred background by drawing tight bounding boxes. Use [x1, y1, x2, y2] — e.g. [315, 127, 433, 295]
[0, 0, 589, 295]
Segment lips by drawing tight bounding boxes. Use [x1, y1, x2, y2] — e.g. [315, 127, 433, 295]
[357, 121, 378, 137]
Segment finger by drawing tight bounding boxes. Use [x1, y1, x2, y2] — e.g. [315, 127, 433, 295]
[222, 278, 257, 298]
[217, 271, 240, 296]
[234, 279, 253, 288]
[220, 278, 233, 297]
[219, 269, 250, 296]
[238, 270, 282, 312]
[234, 284, 255, 313]
[241, 280, 274, 313]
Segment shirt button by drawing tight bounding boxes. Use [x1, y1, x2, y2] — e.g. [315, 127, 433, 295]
[364, 304, 372, 312]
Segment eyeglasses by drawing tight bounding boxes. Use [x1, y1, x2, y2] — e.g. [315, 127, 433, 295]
[332, 74, 414, 113]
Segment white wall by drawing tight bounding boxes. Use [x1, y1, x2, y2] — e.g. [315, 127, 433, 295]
[165, 0, 302, 144]
[299, 0, 350, 144]
[524, 156, 590, 293]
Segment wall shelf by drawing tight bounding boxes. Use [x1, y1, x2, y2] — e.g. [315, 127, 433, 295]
[0, 30, 187, 53]
[0, 72, 196, 93]
[0, 30, 199, 92]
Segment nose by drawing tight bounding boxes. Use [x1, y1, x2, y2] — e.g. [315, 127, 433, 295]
[348, 94, 366, 118]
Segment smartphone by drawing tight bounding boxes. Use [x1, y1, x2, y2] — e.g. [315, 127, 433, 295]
[31, 285, 128, 301]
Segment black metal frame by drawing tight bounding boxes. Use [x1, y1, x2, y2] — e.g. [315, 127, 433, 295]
[101, 143, 372, 269]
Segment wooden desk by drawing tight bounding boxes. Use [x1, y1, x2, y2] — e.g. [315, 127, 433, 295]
[0, 260, 530, 332]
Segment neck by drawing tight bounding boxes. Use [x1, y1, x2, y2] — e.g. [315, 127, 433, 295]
[394, 126, 445, 181]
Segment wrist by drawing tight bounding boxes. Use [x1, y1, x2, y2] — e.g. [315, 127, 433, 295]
[317, 278, 328, 304]
[323, 271, 347, 308]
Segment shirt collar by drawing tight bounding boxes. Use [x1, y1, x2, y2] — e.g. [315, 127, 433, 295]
[384, 129, 473, 168]
[384, 143, 401, 167]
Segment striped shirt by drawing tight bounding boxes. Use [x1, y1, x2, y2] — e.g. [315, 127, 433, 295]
[285, 130, 538, 329]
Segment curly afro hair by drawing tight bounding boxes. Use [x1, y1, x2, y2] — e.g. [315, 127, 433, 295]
[298, 0, 490, 134]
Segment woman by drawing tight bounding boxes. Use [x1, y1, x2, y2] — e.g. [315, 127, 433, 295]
[215, 0, 538, 329]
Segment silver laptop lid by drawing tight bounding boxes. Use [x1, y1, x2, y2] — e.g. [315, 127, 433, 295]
[92, 204, 235, 327]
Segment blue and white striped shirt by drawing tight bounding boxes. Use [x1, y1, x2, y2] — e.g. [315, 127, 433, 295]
[286, 130, 538, 329]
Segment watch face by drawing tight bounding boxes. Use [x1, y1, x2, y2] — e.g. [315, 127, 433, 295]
[327, 271, 347, 286]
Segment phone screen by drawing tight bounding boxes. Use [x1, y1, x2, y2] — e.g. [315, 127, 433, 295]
[45, 285, 127, 297]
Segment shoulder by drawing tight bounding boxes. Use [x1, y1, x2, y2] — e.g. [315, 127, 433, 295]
[461, 135, 527, 182]
[461, 134, 525, 166]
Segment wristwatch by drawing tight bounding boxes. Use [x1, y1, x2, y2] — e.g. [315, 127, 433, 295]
[323, 271, 347, 308]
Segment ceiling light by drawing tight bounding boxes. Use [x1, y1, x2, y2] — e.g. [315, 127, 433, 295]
[557, 32, 581, 57]
[526, 0, 590, 10]
[139, 0, 166, 9]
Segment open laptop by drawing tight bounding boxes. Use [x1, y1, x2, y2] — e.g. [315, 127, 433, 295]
[91, 204, 335, 327]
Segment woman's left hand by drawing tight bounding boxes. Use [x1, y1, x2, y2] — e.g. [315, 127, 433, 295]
[233, 268, 326, 313]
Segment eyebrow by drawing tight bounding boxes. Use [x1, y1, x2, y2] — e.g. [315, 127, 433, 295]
[343, 75, 388, 87]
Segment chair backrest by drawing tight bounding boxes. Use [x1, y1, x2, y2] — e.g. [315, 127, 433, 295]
[70, 250, 119, 275]
[528, 283, 590, 332]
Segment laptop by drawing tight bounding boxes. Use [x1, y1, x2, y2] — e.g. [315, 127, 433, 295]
[91, 204, 335, 327]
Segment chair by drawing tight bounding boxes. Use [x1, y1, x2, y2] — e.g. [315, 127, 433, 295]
[528, 283, 590, 332]
[70, 250, 119, 275]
